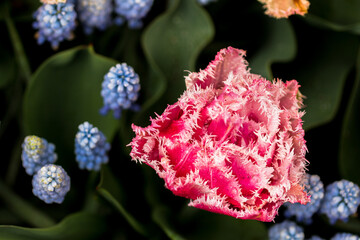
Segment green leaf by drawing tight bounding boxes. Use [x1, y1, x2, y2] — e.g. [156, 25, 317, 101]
[0, 212, 106, 240]
[97, 165, 125, 205]
[179, 207, 267, 240]
[97, 188, 148, 237]
[291, 30, 358, 130]
[138, 0, 214, 122]
[339, 46, 360, 185]
[152, 206, 186, 240]
[305, 14, 360, 35]
[4, 10, 31, 82]
[306, 0, 360, 34]
[0, 178, 55, 228]
[23, 46, 118, 163]
[249, 18, 296, 80]
[97, 165, 148, 237]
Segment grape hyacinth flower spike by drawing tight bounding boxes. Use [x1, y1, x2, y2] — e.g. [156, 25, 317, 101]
[100, 63, 141, 119]
[284, 174, 324, 224]
[75, 121, 110, 171]
[320, 180, 360, 224]
[268, 221, 304, 240]
[21, 135, 57, 175]
[77, 0, 112, 34]
[114, 0, 154, 29]
[33, 2, 77, 50]
[32, 164, 70, 204]
[130, 47, 309, 221]
[331, 233, 360, 240]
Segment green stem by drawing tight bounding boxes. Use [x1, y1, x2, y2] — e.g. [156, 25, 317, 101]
[97, 188, 148, 237]
[0, 178, 56, 227]
[5, 8, 32, 83]
[111, 27, 133, 59]
[334, 217, 360, 235]
[82, 171, 100, 213]
[152, 206, 186, 240]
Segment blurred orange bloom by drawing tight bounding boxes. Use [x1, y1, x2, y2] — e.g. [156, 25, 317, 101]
[258, 0, 310, 18]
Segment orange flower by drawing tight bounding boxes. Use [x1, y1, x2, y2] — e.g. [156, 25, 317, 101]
[258, 0, 310, 18]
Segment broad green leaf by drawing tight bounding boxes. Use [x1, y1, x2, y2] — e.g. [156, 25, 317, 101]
[306, 14, 360, 35]
[249, 18, 296, 80]
[23, 46, 118, 163]
[339, 47, 360, 185]
[139, 0, 214, 121]
[306, 0, 360, 34]
[309, 0, 360, 25]
[290, 30, 358, 130]
[0, 212, 106, 240]
[0, 178, 55, 228]
[179, 207, 267, 240]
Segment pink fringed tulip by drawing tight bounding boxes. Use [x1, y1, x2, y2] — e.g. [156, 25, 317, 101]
[258, 0, 310, 18]
[40, 0, 66, 4]
[129, 47, 309, 222]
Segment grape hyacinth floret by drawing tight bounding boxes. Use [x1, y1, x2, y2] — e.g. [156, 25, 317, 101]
[75, 122, 110, 171]
[100, 63, 141, 119]
[284, 174, 324, 224]
[114, 0, 154, 29]
[21, 135, 57, 175]
[331, 233, 360, 240]
[268, 221, 304, 240]
[32, 164, 70, 204]
[33, 3, 77, 49]
[320, 180, 360, 224]
[77, 0, 113, 34]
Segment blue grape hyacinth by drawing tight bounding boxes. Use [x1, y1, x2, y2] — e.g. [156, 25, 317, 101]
[284, 174, 324, 224]
[75, 122, 110, 171]
[268, 221, 304, 240]
[21, 135, 57, 175]
[114, 0, 154, 29]
[320, 180, 360, 224]
[77, 0, 113, 34]
[331, 233, 360, 240]
[100, 63, 141, 119]
[33, 3, 77, 49]
[32, 164, 70, 204]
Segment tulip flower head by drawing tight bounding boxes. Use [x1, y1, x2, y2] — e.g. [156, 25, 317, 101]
[130, 47, 309, 221]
